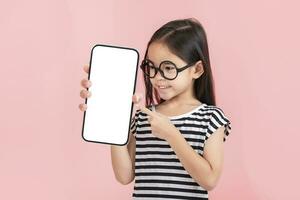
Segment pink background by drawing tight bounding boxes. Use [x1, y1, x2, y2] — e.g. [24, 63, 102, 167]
[1, 0, 299, 199]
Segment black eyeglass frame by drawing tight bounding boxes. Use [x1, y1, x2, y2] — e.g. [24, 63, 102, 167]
[140, 59, 199, 80]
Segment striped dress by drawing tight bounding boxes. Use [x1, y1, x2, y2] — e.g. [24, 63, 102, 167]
[130, 103, 231, 200]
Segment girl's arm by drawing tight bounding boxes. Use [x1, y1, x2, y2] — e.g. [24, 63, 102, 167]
[111, 95, 141, 185]
[167, 126, 226, 191]
[110, 130, 136, 185]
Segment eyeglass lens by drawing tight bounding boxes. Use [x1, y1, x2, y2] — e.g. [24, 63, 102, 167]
[143, 60, 177, 80]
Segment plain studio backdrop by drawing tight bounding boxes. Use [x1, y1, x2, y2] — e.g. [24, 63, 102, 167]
[1, 0, 299, 199]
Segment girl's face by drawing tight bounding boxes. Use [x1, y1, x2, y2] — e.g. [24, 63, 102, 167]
[146, 42, 203, 102]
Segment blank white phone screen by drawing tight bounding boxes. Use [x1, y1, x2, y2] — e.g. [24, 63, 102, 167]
[82, 44, 139, 145]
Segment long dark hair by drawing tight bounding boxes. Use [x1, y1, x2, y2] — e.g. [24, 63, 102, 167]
[142, 18, 216, 107]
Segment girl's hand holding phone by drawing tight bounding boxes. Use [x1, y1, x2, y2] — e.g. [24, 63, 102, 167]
[79, 65, 92, 111]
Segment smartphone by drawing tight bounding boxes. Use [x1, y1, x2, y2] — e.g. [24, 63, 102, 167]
[82, 44, 139, 146]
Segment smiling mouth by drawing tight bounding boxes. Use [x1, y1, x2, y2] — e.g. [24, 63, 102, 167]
[157, 85, 171, 89]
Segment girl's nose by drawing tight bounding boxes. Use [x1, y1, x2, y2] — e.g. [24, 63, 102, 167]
[154, 69, 165, 80]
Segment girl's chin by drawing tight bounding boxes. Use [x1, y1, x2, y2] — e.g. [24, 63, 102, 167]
[155, 88, 175, 100]
[158, 94, 173, 101]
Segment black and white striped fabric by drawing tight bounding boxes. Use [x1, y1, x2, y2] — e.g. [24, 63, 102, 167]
[130, 103, 231, 200]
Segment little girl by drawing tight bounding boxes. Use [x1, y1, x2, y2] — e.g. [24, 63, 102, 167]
[79, 18, 231, 200]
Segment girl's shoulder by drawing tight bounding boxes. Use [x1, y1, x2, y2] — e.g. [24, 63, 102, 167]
[201, 103, 226, 114]
[200, 104, 232, 142]
[199, 104, 230, 123]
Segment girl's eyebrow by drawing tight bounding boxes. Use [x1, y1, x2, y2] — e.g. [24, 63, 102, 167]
[146, 58, 174, 65]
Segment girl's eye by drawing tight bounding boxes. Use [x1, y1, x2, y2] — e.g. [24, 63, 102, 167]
[166, 66, 174, 70]
[164, 65, 176, 71]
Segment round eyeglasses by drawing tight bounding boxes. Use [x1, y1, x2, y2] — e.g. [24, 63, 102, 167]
[140, 59, 199, 80]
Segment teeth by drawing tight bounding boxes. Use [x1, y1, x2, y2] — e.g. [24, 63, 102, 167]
[158, 86, 169, 89]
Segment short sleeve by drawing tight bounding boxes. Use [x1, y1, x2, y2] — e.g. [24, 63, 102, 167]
[205, 108, 231, 143]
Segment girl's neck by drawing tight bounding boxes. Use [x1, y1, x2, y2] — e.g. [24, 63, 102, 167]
[159, 98, 202, 108]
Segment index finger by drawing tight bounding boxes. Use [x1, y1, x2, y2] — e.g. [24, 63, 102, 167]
[138, 104, 155, 117]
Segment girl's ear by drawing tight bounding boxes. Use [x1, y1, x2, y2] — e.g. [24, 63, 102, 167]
[192, 60, 204, 79]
